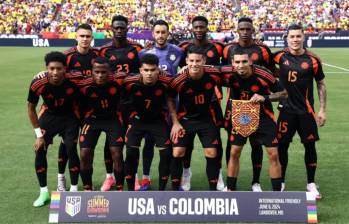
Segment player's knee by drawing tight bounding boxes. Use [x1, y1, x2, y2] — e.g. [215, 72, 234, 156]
[204, 148, 217, 158]
[267, 148, 279, 163]
[230, 146, 241, 160]
[172, 148, 185, 157]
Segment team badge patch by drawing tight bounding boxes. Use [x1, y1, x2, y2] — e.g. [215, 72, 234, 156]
[170, 54, 176, 61]
[65, 196, 81, 217]
[231, 100, 260, 137]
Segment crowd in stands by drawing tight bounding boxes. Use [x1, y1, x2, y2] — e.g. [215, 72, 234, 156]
[0, 0, 348, 35]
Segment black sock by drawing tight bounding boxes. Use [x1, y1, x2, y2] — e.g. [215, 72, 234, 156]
[226, 177, 237, 191]
[143, 135, 155, 176]
[35, 149, 48, 187]
[158, 148, 171, 190]
[206, 157, 219, 190]
[66, 143, 80, 185]
[278, 142, 290, 182]
[58, 142, 68, 174]
[171, 157, 183, 190]
[304, 142, 317, 183]
[183, 142, 194, 169]
[251, 144, 263, 184]
[104, 139, 113, 174]
[80, 168, 93, 190]
[125, 146, 139, 191]
[114, 168, 124, 191]
[271, 177, 282, 191]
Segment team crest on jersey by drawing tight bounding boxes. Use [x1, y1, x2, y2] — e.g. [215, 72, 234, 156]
[109, 87, 117, 95]
[251, 53, 259, 61]
[231, 100, 260, 137]
[127, 52, 135, 59]
[207, 50, 214, 58]
[170, 54, 176, 61]
[66, 88, 74, 95]
[250, 85, 259, 92]
[109, 55, 117, 61]
[65, 196, 81, 217]
[205, 82, 213, 90]
[155, 89, 163, 96]
[301, 62, 309, 70]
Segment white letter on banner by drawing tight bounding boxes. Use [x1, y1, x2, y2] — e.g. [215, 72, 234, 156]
[146, 198, 155, 215]
[169, 198, 177, 215]
[216, 198, 224, 215]
[128, 198, 136, 215]
[194, 198, 203, 215]
[188, 199, 194, 215]
[178, 198, 187, 215]
[230, 199, 239, 215]
[204, 198, 215, 215]
[138, 198, 146, 215]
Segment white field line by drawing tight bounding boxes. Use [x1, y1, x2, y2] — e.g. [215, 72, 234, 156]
[323, 63, 349, 72]
[326, 72, 349, 74]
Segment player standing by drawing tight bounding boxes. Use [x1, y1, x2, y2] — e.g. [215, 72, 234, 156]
[27, 52, 80, 207]
[274, 24, 327, 199]
[221, 50, 286, 191]
[135, 19, 183, 190]
[99, 15, 143, 191]
[178, 16, 225, 191]
[222, 17, 276, 192]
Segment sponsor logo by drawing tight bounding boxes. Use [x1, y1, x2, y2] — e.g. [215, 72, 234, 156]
[65, 196, 81, 217]
[87, 195, 110, 218]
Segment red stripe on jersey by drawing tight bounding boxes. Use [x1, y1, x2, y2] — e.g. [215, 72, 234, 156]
[221, 66, 234, 73]
[31, 78, 48, 91]
[204, 66, 220, 73]
[305, 88, 315, 116]
[263, 105, 276, 122]
[259, 46, 270, 64]
[212, 41, 224, 56]
[255, 67, 275, 83]
[178, 41, 191, 50]
[256, 77, 269, 88]
[310, 56, 319, 75]
[124, 75, 140, 83]
[222, 44, 233, 60]
[66, 54, 73, 67]
[63, 47, 76, 55]
[273, 51, 285, 64]
[171, 72, 188, 88]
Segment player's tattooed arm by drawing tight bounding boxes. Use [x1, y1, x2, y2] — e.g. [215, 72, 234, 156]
[250, 89, 288, 103]
[28, 102, 45, 151]
[316, 79, 327, 127]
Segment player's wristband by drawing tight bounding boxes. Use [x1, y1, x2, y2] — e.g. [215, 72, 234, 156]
[34, 128, 43, 138]
[263, 95, 270, 102]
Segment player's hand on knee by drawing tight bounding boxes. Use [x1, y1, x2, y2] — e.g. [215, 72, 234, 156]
[34, 137, 46, 151]
[317, 110, 326, 127]
[171, 123, 185, 144]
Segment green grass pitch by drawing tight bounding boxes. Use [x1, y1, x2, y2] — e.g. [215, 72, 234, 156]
[0, 47, 348, 223]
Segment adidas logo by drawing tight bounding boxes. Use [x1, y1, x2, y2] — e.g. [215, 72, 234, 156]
[110, 55, 117, 61]
[90, 92, 98, 98]
[46, 94, 54, 99]
[211, 139, 219, 144]
[186, 88, 193, 94]
[307, 134, 315, 140]
[135, 91, 142, 96]
[74, 61, 81, 67]
[283, 60, 289, 65]
[116, 137, 123, 142]
[272, 138, 278, 144]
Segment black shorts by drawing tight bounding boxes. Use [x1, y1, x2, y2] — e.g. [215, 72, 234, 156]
[126, 118, 170, 148]
[209, 100, 224, 128]
[79, 117, 124, 149]
[223, 98, 233, 131]
[230, 116, 278, 148]
[173, 118, 219, 148]
[39, 111, 79, 146]
[277, 110, 319, 144]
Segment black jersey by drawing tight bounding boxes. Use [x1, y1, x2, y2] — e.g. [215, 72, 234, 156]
[79, 74, 125, 119]
[222, 41, 275, 71]
[171, 67, 221, 120]
[123, 73, 173, 122]
[178, 40, 224, 67]
[221, 65, 283, 120]
[27, 74, 80, 116]
[274, 48, 325, 115]
[99, 41, 143, 73]
[64, 47, 99, 77]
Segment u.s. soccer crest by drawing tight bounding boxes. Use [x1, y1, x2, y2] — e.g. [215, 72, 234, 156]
[231, 100, 260, 137]
[65, 196, 81, 217]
